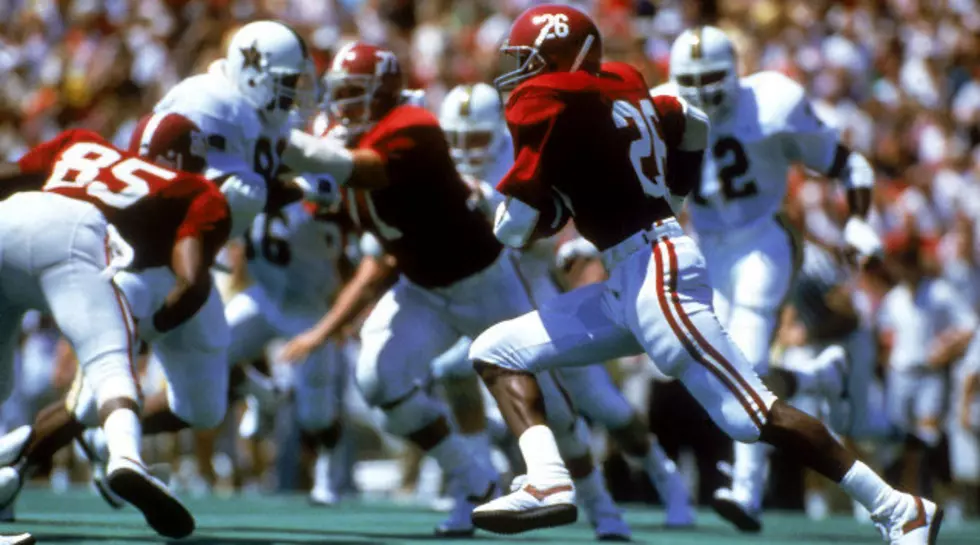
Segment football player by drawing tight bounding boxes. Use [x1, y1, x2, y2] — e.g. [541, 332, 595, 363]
[466, 6, 941, 544]
[0, 19, 377, 513]
[651, 25, 883, 530]
[438, 82, 695, 527]
[0, 129, 232, 538]
[278, 43, 630, 539]
[222, 200, 352, 505]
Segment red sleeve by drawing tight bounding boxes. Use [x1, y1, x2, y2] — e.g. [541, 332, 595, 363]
[175, 186, 232, 263]
[652, 95, 687, 149]
[497, 86, 565, 207]
[16, 129, 103, 175]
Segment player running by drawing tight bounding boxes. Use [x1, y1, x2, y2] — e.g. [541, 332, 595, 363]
[0, 129, 231, 538]
[651, 25, 883, 531]
[466, 6, 942, 545]
[438, 82, 695, 527]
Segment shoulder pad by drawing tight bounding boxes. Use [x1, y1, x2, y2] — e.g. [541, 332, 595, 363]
[371, 105, 440, 137]
[741, 71, 807, 134]
[505, 84, 565, 126]
[155, 73, 263, 141]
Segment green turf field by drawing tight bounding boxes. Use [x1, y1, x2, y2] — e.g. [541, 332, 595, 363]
[5, 486, 977, 544]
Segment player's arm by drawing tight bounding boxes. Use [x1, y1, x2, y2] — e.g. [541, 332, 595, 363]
[782, 96, 880, 258]
[927, 284, 978, 369]
[652, 95, 709, 205]
[494, 89, 570, 248]
[280, 244, 398, 362]
[0, 131, 87, 199]
[143, 193, 232, 338]
[282, 130, 388, 190]
[812, 284, 861, 340]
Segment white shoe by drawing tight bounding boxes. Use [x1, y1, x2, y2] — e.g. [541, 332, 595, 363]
[238, 395, 276, 439]
[434, 473, 499, 537]
[872, 494, 943, 544]
[0, 533, 34, 545]
[309, 451, 338, 506]
[106, 456, 195, 539]
[472, 474, 576, 535]
[711, 486, 762, 533]
[0, 428, 31, 467]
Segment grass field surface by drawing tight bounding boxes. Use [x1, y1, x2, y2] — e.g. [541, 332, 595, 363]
[4, 487, 977, 544]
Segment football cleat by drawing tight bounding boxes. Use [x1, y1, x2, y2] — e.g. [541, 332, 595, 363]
[106, 456, 195, 539]
[472, 474, 577, 535]
[0, 533, 34, 545]
[873, 494, 943, 545]
[711, 486, 762, 533]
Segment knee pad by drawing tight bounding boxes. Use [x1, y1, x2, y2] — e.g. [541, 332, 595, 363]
[555, 417, 591, 461]
[382, 389, 447, 437]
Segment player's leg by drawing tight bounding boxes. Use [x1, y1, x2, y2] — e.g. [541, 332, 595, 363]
[711, 220, 801, 529]
[431, 336, 496, 479]
[538, 372, 631, 540]
[470, 282, 642, 534]
[640, 235, 942, 544]
[559, 363, 695, 527]
[357, 282, 496, 536]
[36, 209, 192, 538]
[293, 339, 345, 506]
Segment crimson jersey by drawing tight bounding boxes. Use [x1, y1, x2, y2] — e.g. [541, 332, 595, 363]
[498, 62, 689, 251]
[17, 129, 231, 270]
[343, 105, 502, 288]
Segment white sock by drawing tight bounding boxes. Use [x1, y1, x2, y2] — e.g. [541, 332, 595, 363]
[102, 408, 142, 463]
[839, 461, 896, 515]
[519, 425, 569, 483]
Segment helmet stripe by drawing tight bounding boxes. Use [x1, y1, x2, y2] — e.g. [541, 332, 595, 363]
[691, 26, 703, 59]
[458, 85, 473, 117]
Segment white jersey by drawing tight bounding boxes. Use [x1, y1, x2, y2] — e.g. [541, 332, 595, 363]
[652, 71, 840, 234]
[146, 69, 291, 237]
[245, 201, 347, 309]
[878, 278, 979, 372]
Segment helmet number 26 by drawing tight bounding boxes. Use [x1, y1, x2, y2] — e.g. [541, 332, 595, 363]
[531, 13, 569, 43]
[613, 99, 667, 199]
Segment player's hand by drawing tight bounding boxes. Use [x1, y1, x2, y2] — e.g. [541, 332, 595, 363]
[294, 174, 341, 211]
[843, 216, 883, 266]
[279, 330, 324, 364]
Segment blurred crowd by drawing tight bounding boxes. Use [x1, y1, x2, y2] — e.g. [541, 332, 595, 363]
[2, 0, 980, 519]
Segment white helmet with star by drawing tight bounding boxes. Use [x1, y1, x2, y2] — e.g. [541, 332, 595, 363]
[223, 20, 317, 127]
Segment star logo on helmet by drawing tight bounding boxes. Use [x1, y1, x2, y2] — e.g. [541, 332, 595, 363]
[241, 42, 263, 71]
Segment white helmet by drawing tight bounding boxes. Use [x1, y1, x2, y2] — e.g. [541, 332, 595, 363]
[224, 20, 317, 127]
[439, 83, 508, 178]
[669, 26, 739, 121]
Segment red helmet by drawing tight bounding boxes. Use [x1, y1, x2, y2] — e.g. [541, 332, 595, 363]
[324, 42, 403, 136]
[494, 4, 602, 91]
[129, 112, 208, 174]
